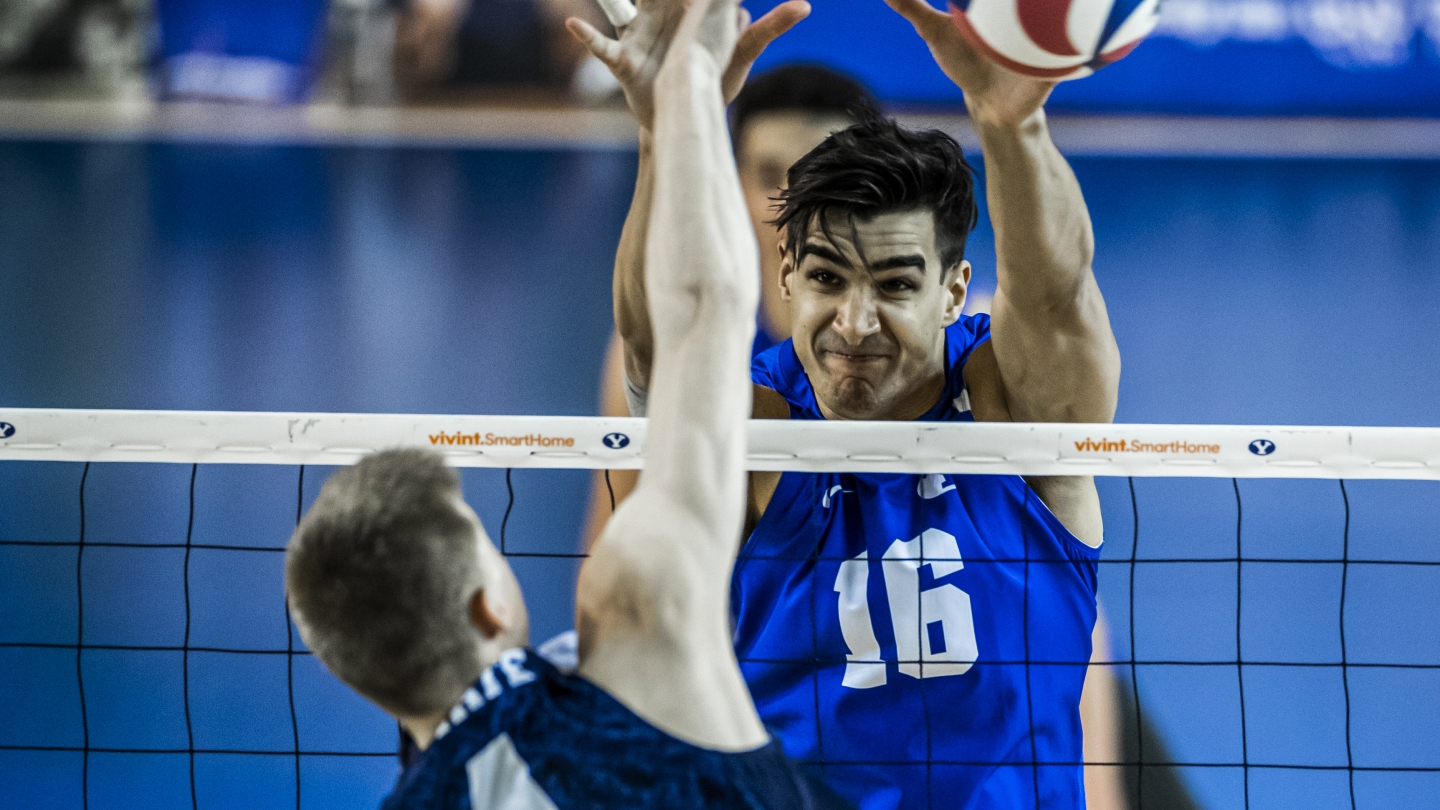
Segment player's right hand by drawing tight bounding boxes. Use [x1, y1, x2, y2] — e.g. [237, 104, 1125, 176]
[566, 0, 811, 129]
[881, 0, 1054, 128]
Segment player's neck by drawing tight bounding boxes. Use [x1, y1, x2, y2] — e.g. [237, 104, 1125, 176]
[398, 647, 505, 753]
[399, 711, 450, 752]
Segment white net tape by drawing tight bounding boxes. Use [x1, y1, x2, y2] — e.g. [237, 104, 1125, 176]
[2, 408, 1438, 479]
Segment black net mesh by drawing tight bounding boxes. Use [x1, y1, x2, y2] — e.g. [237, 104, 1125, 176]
[1, 461, 1437, 809]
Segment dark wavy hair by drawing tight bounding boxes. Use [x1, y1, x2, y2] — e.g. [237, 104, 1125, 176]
[773, 110, 979, 274]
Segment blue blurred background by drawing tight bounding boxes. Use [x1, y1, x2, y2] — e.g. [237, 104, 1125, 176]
[1, 0, 1439, 807]
[746, 0, 1440, 115]
[2, 0, 1438, 112]
[2, 139, 1439, 810]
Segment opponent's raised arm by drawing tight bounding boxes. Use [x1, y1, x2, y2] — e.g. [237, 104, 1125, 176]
[568, 0, 809, 392]
[884, 0, 1120, 426]
[575, 0, 768, 751]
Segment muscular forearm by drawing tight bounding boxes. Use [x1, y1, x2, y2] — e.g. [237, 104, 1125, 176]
[615, 128, 657, 389]
[973, 109, 1118, 425]
[974, 111, 1094, 307]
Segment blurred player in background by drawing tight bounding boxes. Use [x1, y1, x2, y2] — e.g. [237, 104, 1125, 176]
[286, 0, 855, 805]
[396, 0, 609, 94]
[576, 0, 1127, 805]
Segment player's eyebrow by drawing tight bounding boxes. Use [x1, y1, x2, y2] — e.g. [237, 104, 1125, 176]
[800, 241, 854, 268]
[868, 254, 927, 273]
[801, 241, 927, 275]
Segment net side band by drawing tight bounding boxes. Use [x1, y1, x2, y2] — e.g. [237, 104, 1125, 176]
[1, 408, 1438, 479]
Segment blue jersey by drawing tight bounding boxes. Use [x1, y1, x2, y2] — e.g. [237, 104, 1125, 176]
[384, 647, 856, 810]
[735, 314, 1100, 810]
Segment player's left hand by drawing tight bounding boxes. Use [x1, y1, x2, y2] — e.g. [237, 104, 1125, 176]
[881, 0, 1055, 128]
[567, 0, 810, 129]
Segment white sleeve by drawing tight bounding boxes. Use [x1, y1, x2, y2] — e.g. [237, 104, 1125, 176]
[535, 630, 579, 673]
[623, 372, 649, 418]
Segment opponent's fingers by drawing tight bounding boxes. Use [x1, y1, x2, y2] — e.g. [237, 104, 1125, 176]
[566, 17, 625, 67]
[597, 0, 638, 28]
[881, 0, 952, 37]
[671, 0, 715, 51]
[730, 0, 810, 71]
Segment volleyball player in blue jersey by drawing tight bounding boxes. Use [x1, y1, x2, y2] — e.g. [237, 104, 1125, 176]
[285, 0, 851, 806]
[581, 0, 1123, 806]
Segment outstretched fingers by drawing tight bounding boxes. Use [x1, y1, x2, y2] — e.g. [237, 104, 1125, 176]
[882, 0, 952, 37]
[597, 0, 639, 28]
[678, 0, 716, 44]
[566, 17, 626, 69]
[723, 0, 810, 100]
[731, 0, 810, 72]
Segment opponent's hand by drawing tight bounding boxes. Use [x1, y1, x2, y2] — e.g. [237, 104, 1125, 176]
[882, 0, 1054, 127]
[567, 0, 811, 129]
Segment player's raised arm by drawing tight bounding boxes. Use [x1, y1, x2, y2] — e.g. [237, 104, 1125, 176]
[574, 0, 768, 751]
[884, 0, 1120, 547]
[882, 0, 1119, 426]
[567, 0, 809, 392]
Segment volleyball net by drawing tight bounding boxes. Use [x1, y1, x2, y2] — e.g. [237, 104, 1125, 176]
[2, 408, 1438, 809]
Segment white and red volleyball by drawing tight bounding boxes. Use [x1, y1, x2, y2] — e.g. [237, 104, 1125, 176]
[948, 0, 1161, 80]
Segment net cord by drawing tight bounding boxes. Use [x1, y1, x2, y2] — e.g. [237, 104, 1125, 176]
[76, 463, 90, 810]
[184, 464, 197, 810]
[4, 409, 1440, 480]
[1339, 480, 1357, 810]
[288, 467, 304, 809]
[1234, 479, 1251, 810]
[1127, 478, 1144, 806]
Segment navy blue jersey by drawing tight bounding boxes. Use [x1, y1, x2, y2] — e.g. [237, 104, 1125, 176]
[735, 314, 1100, 810]
[384, 648, 856, 810]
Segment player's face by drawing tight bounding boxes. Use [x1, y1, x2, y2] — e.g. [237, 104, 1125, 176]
[738, 113, 854, 333]
[780, 209, 969, 420]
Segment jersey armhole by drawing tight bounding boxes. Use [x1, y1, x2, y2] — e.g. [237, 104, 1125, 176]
[1021, 479, 1103, 565]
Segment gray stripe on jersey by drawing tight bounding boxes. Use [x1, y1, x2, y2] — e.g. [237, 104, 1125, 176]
[465, 732, 559, 810]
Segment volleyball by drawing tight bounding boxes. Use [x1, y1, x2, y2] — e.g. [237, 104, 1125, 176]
[948, 0, 1161, 80]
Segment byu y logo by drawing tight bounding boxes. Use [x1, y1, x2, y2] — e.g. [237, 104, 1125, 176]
[602, 433, 630, 450]
[0, 422, 14, 439]
[1248, 439, 1276, 456]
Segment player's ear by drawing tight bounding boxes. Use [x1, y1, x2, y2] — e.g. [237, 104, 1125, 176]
[941, 260, 970, 327]
[469, 588, 507, 640]
[777, 238, 796, 302]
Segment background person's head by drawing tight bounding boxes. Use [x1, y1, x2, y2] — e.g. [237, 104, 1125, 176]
[774, 112, 979, 421]
[286, 448, 528, 729]
[730, 65, 876, 336]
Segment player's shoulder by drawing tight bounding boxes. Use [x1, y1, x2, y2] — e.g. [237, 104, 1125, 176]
[751, 340, 820, 419]
[948, 312, 991, 362]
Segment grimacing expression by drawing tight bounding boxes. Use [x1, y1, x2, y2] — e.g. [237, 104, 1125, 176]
[779, 209, 970, 421]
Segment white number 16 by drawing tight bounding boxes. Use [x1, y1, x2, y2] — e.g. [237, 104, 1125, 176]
[833, 528, 979, 689]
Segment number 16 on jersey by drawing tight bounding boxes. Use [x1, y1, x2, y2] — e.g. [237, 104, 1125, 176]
[833, 528, 979, 689]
